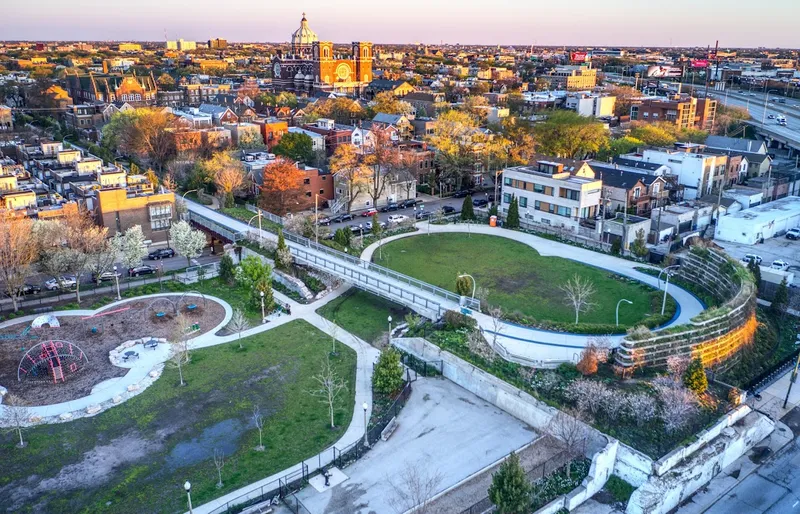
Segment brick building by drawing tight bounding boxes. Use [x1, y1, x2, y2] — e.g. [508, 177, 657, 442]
[64, 72, 158, 105]
[95, 185, 176, 243]
[630, 95, 717, 130]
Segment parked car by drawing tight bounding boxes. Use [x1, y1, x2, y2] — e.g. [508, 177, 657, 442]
[741, 254, 762, 265]
[768, 114, 776, 119]
[148, 248, 175, 260]
[473, 198, 489, 207]
[129, 265, 158, 277]
[366, 220, 387, 230]
[379, 203, 399, 213]
[339, 213, 354, 222]
[4, 284, 41, 297]
[786, 228, 800, 240]
[361, 208, 378, 217]
[316, 216, 331, 226]
[771, 260, 790, 271]
[442, 205, 456, 214]
[387, 214, 409, 224]
[400, 198, 419, 208]
[44, 276, 77, 291]
[453, 189, 473, 198]
[416, 210, 433, 220]
[92, 270, 121, 283]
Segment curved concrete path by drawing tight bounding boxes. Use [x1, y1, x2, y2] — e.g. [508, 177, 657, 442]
[362, 222, 705, 366]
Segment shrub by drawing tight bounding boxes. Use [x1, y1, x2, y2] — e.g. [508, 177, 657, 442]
[488, 451, 531, 514]
[683, 358, 708, 394]
[219, 254, 235, 284]
[505, 195, 520, 229]
[443, 310, 477, 331]
[455, 275, 473, 296]
[611, 239, 621, 255]
[576, 347, 599, 376]
[604, 475, 635, 504]
[372, 348, 405, 394]
[460, 194, 475, 220]
[556, 363, 580, 381]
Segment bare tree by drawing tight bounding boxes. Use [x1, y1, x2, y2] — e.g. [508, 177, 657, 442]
[666, 355, 691, 379]
[3, 394, 33, 448]
[169, 315, 191, 387]
[252, 405, 265, 451]
[565, 378, 611, 418]
[547, 409, 589, 479]
[559, 274, 596, 324]
[653, 377, 698, 434]
[329, 320, 339, 356]
[213, 448, 226, 488]
[308, 355, 348, 429]
[0, 215, 38, 312]
[387, 459, 444, 514]
[467, 329, 496, 362]
[227, 309, 251, 349]
[488, 306, 504, 348]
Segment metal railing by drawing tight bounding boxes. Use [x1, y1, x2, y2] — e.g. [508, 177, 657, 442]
[205, 463, 308, 514]
[244, 203, 286, 226]
[188, 210, 247, 242]
[749, 349, 800, 396]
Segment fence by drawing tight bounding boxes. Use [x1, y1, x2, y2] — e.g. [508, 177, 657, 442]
[206, 464, 309, 514]
[244, 203, 286, 227]
[332, 382, 413, 470]
[402, 352, 443, 377]
[749, 349, 800, 396]
[518, 219, 611, 253]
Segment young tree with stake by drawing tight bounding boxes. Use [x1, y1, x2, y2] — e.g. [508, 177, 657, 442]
[252, 405, 265, 451]
[560, 274, 596, 324]
[227, 308, 251, 349]
[309, 356, 348, 429]
[213, 448, 225, 488]
[169, 315, 191, 386]
[3, 394, 33, 448]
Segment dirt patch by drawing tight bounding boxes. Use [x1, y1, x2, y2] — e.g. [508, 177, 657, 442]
[0, 296, 226, 405]
[1, 431, 160, 511]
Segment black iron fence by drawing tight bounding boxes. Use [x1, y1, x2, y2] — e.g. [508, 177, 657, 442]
[206, 463, 309, 514]
[749, 349, 800, 396]
[402, 352, 443, 377]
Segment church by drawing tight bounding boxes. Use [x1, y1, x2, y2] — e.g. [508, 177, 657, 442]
[271, 13, 373, 96]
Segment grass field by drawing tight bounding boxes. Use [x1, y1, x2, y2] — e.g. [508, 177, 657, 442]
[374, 233, 674, 328]
[317, 289, 411, 344]
[0, 320, 356, 514]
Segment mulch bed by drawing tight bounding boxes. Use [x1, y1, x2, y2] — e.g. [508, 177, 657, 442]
[0, 296, 226, 406]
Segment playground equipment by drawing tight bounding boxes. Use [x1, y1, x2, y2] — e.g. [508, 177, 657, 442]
[80, 306, 131, 321]
[31, 314, 60, 329]
[0, 325, 40, 341]
[18, 340, 89, 384]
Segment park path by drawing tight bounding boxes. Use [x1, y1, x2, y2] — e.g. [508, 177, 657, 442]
[360, 222, 705, 366]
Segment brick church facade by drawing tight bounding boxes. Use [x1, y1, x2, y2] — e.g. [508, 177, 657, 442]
[271, 13, 373, 96]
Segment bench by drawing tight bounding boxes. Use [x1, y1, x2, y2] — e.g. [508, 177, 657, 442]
[381, 416, 399, 441]
[240, 496, 278, 514]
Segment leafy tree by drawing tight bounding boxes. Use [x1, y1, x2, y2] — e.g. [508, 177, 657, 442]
[598, 136, 644, 160]
[748, 259, 762, 293]
[259, 158, 305, 215]
[629, 123, 677, 147]
[101, 108, 178, 171]
[611, 240, 622, 255]
[631, 228, 649, 258]
[363, 128, 402, 208]
[329, 144, 370, 213]
[0, 215, 39, 312]
[455, 274, 473, 296]
[488, 451, 531, 514]
[203, 152, 245, 208]
[505, 195, 520, 229]
[488, 203, 498, 217]
[460, 194, 475, 220]
[683, 358, 708, 394]
[272, 132, 314, 163]
[370, 91, 413, 116]
[275, 229, 292, 270]
[772, 277, 789, 314]
[252, 276, 274, 310]
[606, 85, 640, 117]
[112, 225, 148, 270]
[533, 111, 609, 159]
[236, 255, 271, 288]
[334, 227, 352, 247]
[219, 253, 235, 284]
[372, 348, 405, 394]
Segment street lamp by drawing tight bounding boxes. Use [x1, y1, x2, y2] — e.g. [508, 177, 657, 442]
[387, 316, 393, 344]
[362, 402, 369, 447]
[260, 290, 266, 323]
[662, 267, 680, 316]
[184, 481, 193, 514]
[112, 265, 121, 301]
[657, 264, 680, 291]
[458, 274, 477, 299]
[761, 89, 780, 127]
[783, 351, 800, 409]
[616, 299, 633, 326]
[247, 211, 263, 248]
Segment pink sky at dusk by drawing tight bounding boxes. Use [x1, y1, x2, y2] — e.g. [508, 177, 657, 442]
[4, 0, 798, 47]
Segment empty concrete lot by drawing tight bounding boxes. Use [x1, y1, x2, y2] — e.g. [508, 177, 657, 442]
[296, 377, 537, 514]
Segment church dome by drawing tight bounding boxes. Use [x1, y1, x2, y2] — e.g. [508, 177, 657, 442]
[304, 74, 313, 82]
[291, 13, 318, 50]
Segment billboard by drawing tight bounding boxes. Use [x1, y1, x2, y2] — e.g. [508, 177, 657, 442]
[692, 59, 710, 68]
[570, 51, 589, 62]
[646, 65, 683, 78]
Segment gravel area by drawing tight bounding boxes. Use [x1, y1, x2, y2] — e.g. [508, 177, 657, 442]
[0, 295, 225, 405]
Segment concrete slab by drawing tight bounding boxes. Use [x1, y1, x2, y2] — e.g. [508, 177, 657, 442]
[294, 377, 537, 514]
[708, 474, 789, 512]
[309, 467, 348, 493]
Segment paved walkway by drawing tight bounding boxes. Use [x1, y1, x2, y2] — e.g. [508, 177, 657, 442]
[361, 222, 705, 365]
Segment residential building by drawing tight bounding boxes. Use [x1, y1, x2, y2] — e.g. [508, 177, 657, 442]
[177, 39, 196, 51]
[705, 135, 767, 155]
[197, 104, 239, 125]
[540, 65, 597, 90]
[620, 146, 727, 200]
[288, 126, 325, 153]
[365, 79, 415, 99]
[224, 122, 262, 147]
[254, 118, 288, 150]
[499, 159, 602, 231]
[64, 72, 157, 105]
[208, 38, 228, 50]
[171, 107, 214, 129]
[592, 164, 669, 216]
[630, 95, 716, 130]
[95, 181, 176, 243]
[565, 93, 616, 118]
[63, 103, 120, 136]
[302, 118, 354, 156]
[333, 163, 416, 212]
[403, 92, 445, 117]
[370, 113, 412, 141]
[117, 43, 142, 52]
[411, 118, 437, 139]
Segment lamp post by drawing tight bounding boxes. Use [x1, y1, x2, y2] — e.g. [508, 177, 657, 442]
[260, 290, 265, 323]
[387, 316, 393, 344]
[180, 189, 198, 221]
[616, 299, 633, 326]
[782, 351, 800, 409]
[761, 89, 780, 127]
[184, 481, 193, 514]
[458, 274, 476, 299]
[657, 264, 680, 290]
[112, 265, 121, 301]
[247, 211, 263, 248]
[662, 268, 679, 316]
[362, 402, 369, 447]
[493, 169, 503, 205]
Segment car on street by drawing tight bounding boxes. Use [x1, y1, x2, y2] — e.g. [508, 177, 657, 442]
[339, 213, 354, 222]
[316, 216, 331, 226]
[442, 205, 456, 214]
[361, 208, 378, 217]
[44, 276, 77, 291]
[768, 114, 776, 119]
[387, 214, 409, 224]
[771, 260, 790, 271]
[453, 189, 473, 198]
[379, 203, 399, 212]
[416, 210, 433, 220]
[473, 198, 489, 207]
[128, 265, 158, 277]
[148, 248, 175, 260]
[786, 228, 800, 240]
[365, 220, 387, 230]
[4, 284, 42, 297]
[741, 254, 762, 265]
[400, 198, 419, 208]
[92, 270, 122, 283]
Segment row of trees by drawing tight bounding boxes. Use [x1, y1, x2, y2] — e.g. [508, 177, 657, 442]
[0, 209, 207, 311]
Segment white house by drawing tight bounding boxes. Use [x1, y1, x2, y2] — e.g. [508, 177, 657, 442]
[288, 127, 325, 153]
[620, 146, 727, 200]
[564, 93, 616, 118]
[715, 196, 800, 244]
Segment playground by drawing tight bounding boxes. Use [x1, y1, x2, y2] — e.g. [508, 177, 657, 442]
[0, 294, 226, 406]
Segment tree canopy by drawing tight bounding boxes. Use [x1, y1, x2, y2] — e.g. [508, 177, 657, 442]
[533, 111, 609, 159]
[272, 132, 314, 164]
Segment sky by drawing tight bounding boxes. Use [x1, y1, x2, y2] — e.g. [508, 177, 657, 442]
[4, 0, 799, 48]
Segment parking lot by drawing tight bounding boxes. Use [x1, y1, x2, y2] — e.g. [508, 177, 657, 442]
[715, 236, 800, 282]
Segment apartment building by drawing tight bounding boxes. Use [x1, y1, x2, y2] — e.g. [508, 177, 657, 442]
[621, 145, 727, 200]
[564, 93, 616, 118]
[540, 65, 597, 90]
[95, 181, 175, 243]
[630, 95, 717, 130]
[499, 160, 602, 231]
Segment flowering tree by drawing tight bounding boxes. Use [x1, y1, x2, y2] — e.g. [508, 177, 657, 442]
[653, 377, 698, 434]
[0, 215, 38, 312]
[170, 220, 207, 267]
[329, 144, 370, 213]
[565, 379, 610, 417]
[113, 225, 149, 270]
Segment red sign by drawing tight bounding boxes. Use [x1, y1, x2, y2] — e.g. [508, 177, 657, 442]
[692, 59, 710, 68]
[570, 51, 588, 62]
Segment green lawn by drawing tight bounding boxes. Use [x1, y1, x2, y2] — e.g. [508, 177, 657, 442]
[317, 289, 410, 344]
[375, 233, 675, 329]
[0, 320, 356, 514]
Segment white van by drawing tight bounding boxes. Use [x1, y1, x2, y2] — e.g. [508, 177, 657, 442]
[387, 214, 408, 225]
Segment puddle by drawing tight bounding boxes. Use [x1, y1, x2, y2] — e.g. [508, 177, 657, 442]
[166, 418, 244, 469]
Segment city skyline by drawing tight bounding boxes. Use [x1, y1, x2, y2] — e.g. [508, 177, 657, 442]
[4, 0, 799, 48]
